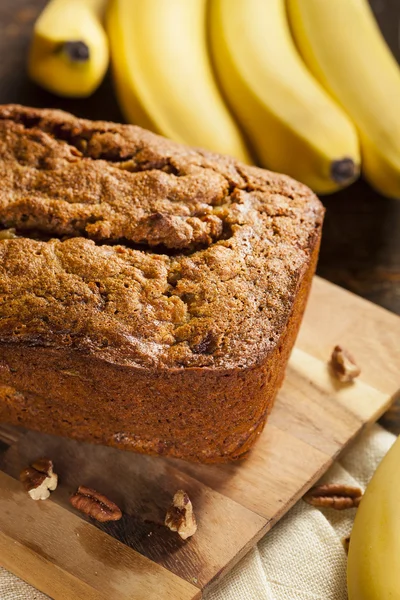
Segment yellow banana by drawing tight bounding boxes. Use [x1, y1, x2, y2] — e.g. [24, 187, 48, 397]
[288, 0, 400, 199]
[209, 0, 360, 194]
[28, 0, 109, 98]
[347, 434, 400, 599]
[106, 0, 251, 162]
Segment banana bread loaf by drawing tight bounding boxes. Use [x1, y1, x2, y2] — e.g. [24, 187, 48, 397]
[0, 105, 324, 463]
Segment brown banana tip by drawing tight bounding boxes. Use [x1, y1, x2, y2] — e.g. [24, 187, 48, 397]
[331, 158, 359, 184]
[61, 41, 90, 63]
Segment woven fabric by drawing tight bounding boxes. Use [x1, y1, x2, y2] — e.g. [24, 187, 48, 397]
[0, 425, 395, 600]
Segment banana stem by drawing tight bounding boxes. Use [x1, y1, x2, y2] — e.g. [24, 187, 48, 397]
[330, 158, 358, 185]
[60, 41, 90, 62]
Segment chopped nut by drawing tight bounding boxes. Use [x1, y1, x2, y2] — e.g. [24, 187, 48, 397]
[0, 228, 18, 240]
[165, 490, 197, 540]
[20, 458, 58, 500]
[303, 483, 362, 510]
[330, 345, 361, 382]
[70, 486, 122, 522]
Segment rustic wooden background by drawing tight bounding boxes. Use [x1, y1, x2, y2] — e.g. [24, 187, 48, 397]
[0, 0, 399, 431]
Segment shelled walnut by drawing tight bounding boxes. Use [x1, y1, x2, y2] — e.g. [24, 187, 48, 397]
[330, 345, 361, 383]
[165, 490, 197, 540]
[303, 483, 362, 510]
[69, 486, 122, 522]
[20, 458, 58, 500]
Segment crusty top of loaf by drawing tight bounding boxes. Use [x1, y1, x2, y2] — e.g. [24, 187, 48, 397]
[0, 105, 324, 369]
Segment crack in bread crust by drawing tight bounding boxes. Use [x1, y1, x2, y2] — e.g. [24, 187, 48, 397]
[0, 105, 324, 370]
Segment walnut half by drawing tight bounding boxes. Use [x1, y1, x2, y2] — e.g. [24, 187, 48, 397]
[70, 486, 122, 522]
[330, 345, 361, 383]
[20, 458, 58, 501]
[303, 483, 362, 510]
[165, 490, 197, 540]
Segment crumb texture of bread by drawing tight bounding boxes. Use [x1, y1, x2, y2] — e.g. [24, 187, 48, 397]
[0, 105, 324, 462]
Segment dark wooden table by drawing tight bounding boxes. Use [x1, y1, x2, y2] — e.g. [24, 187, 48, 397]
[0, 0, 399, 432]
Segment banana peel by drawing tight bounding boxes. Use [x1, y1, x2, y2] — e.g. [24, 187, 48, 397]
[107, 0, 251, 162]
[209, 0, 360, 194]
[347, 434, 400, 599]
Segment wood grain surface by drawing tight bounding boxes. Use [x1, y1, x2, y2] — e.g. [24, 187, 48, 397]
[0, 472, 200, 600]
[0, 277, 399, 599]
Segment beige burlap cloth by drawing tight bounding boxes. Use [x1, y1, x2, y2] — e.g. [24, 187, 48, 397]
[0, 424, 395, 600]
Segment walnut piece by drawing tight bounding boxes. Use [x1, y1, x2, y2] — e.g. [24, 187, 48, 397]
[303, 483, 362, 510]
[165, 490, 197, 540]
[69, 485, 122, 522]
[0, 228, 18, 240]
[20, 458, 58, 501]
[330, 345, 361, 383]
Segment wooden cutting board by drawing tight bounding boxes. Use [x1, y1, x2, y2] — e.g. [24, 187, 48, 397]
[0, 276, 399, 600]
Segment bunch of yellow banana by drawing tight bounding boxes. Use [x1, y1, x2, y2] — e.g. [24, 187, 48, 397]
[288, 0, 400, 199]
[28, 0, 400, 198]
[106, 0, 250, 162]
[210, 0, 360, 194]
[347, 434, 400, 599]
